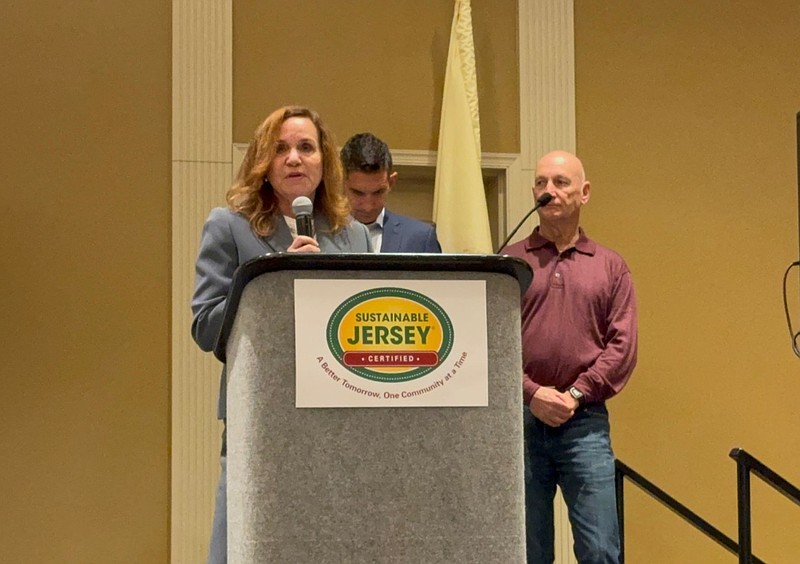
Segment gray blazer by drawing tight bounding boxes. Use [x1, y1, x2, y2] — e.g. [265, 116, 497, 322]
[380, 209, 442, 253]
[191, 207, 372, 418]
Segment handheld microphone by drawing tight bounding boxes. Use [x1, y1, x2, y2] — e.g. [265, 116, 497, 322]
[495, 192, 553, 253]
[291, 196, 314, 238]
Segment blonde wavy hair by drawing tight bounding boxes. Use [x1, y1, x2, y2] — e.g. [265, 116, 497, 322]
[226, 106, 351, 236]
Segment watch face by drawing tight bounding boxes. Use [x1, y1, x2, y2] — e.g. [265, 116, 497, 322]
[569, 387, 583, 400]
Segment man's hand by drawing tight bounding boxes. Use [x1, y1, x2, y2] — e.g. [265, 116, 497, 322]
[287, 235, 320, 253]
[530, 387, 579, 427]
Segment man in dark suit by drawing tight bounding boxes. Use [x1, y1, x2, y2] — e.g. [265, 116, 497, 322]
[341, 132, 442, 253]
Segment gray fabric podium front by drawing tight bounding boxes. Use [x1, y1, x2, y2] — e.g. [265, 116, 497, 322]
[214, 254, 532, 563]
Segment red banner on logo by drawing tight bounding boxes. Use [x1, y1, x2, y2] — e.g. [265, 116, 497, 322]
[343, 351, 439, 367]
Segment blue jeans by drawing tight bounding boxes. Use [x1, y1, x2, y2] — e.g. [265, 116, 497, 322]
[524, 403, 620, 564]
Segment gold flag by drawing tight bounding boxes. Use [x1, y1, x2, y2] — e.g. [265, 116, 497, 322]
[433, 0, 492, 254]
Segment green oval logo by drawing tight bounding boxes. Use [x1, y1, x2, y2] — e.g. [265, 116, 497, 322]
[326, 287, 454, 382]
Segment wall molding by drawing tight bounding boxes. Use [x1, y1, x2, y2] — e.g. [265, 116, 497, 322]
[233, 144, 522, 240]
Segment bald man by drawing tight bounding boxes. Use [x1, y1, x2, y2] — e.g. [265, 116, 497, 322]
[502, 151, 638, 564]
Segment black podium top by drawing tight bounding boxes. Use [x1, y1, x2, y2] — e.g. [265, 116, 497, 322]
[213, 253, 532, 361]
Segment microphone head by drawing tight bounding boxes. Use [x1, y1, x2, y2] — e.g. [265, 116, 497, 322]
[536, 192, 554, 206]
[291, 196, 313, 217]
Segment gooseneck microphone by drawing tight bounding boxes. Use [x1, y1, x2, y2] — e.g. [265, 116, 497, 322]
[291, 196, 314, 238]
[495, 192, 554, 253]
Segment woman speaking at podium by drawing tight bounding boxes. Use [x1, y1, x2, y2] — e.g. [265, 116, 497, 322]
[191, 105, 371, 563]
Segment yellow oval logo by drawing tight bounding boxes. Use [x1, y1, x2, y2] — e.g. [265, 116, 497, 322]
[327, 288, 453, 382]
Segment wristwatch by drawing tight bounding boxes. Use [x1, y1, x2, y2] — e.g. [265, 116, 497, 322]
[568, 386, 585, 405]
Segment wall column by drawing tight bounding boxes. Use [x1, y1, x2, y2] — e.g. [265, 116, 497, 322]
[171, 1, 232, 561]
[518, 2, 577, 563]
[512, 0, 576, 245]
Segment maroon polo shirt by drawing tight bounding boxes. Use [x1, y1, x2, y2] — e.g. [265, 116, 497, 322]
[503, 227, 638, 406]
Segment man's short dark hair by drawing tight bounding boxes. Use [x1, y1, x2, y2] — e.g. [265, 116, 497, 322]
[340, 132, 393, 175]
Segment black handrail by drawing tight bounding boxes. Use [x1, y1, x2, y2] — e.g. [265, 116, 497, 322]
[729, 448, 800, 564]
[615, 460, 766, 564]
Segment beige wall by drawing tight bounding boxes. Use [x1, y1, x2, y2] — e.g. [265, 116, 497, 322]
[232, 0, 519, 153]
[575, 2, 800, 562]
[4, 1, 799, 562]
[1, 2, 171, 563]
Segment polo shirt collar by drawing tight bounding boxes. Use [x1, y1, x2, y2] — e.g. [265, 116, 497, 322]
[525, 227, 596, 255]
